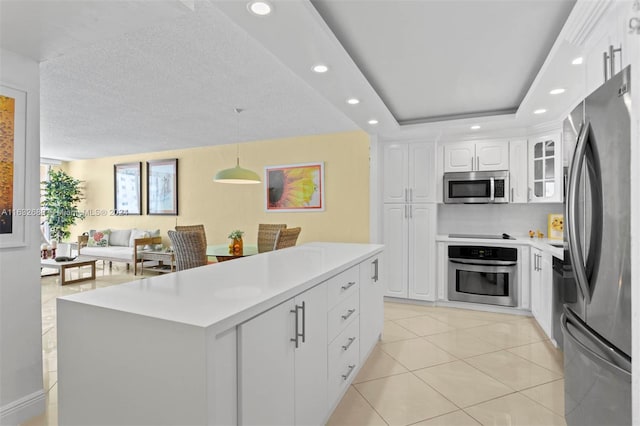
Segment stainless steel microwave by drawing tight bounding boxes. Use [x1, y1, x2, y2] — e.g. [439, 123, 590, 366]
[443, 170, 509, 204]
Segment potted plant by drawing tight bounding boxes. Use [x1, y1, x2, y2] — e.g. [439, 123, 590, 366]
[41, 169, 85, 243]
[228, 229, 244, 255]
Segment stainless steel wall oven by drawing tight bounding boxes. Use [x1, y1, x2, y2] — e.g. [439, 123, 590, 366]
[448, 245, 518, 307]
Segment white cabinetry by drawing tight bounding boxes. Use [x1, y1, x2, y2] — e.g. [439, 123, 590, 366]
[383, 203, 436, 301]
[509, 139, 528, 203]
[239, 283, 328, 425]
[530, 247, 553, 341]
[443, 140, 509, 173]
[383, 142, 436, 203]
[359, 254, 383, 363]
[584, 3, 630, 97]
[527, 133, 563, 203]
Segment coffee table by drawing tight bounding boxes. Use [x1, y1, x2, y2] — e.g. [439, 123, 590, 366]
[206, 244, 258, 262]
[40, 256, 97, 285]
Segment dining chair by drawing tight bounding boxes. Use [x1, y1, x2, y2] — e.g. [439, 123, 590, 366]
[168, 230, 208, 271]
[175, 224, 207, 246]
[274, 227, 301, 250]
[257, 223, 287, 253]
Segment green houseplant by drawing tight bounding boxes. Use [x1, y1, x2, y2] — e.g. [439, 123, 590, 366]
[41, 169, 85, 242]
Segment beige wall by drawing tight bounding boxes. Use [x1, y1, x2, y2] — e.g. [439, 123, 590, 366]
[63, 131, 370, 247]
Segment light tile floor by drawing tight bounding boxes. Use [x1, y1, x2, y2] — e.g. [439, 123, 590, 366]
[24, 269, 566, 426]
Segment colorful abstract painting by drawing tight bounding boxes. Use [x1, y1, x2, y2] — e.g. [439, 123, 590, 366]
[265, 162, 324, 212]
[0, 94, 15, 234]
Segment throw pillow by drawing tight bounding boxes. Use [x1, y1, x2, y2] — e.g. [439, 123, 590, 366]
[88, 229, 110, 247]
[109, 229, 132, 247]
[129, 229, 148, 247]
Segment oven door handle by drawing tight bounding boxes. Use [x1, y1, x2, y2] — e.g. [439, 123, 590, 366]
[449, 259, 517, 267]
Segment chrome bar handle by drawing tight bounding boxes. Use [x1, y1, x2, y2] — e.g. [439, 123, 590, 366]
[409, 205, 413, 219]
[490, 177, 495, 202]
[528, 187, 532, 202]
[604, 50, 610, 82]
[610, 45, 621, 80]
[341, 308, 356, 321]
[409, 188, 413, 202]
[341, 364, 356, 381]
[290, 305, 300, 348]
[476, 156, 480, 171]
[341, 281, 356, 291]
[341, 337, 356, 351]
[567, 122, 592, 304]
[471, 156, 474, 170]
[300, 301, 306, 344]
[404, 188, 408, 202]
[511, 187, 514, 202]
[372, 258, 379, 282]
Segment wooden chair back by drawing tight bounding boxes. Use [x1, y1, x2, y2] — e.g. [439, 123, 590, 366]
[168, 230, 208, 271]
[257, 223, 287, 253]
[274, 227, 301, 250]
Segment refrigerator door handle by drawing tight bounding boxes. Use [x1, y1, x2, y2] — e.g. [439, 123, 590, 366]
[567, 121, 592, 304]
[562, 308, 631, 375]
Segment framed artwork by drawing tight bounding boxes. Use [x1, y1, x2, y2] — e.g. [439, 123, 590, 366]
[265, 162, 324, 212]
[0, 84, 27, 248]
[147, 158, 178, 215]
[114, 162, 142, 215]
[548, 213, 564, 240]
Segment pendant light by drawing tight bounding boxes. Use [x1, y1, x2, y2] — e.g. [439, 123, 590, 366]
[213, 108, 261, 184]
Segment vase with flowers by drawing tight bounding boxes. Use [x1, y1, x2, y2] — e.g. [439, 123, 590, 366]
[228, 230, 244, 255]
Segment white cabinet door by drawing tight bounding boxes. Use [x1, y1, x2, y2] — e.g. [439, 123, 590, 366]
[539, 252, 553, 341]
[383, 144, 409, 203]
[476, 141, 509, 171]
[509, 139, 528, 203]
[383, 204, 408, 298]
[409, 142, 436, 203]
[359, 254, 383, 363]
[239, 299, 295, 426]
[443, 142, 475, 172]
[294, 283, 328, 425]
[528, 133, 563, 203]
[408, 204, 436, 301]
[530, 248, 553, 341]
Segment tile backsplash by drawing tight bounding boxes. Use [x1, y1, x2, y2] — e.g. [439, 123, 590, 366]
[437, 203, 564, 238]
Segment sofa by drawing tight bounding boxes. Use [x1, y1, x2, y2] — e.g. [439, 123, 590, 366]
[77, 228, 163, 275]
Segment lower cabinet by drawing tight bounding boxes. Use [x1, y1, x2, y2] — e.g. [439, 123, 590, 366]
[359, 254, 383, 364]
[238, 256, 384, 425]
[238, 283, 328, 425]
[530, 247, 553, 340]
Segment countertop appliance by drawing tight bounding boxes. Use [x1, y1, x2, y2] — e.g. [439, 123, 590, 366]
[448, 245, 518, 307]
[562, 66, 631, 426]
[443, 170, 509, 204]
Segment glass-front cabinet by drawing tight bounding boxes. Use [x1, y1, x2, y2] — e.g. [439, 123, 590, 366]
[528, 133, 563, 203]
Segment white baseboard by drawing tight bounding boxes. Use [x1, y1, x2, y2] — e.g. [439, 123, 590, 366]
[0, 389, 46, 426]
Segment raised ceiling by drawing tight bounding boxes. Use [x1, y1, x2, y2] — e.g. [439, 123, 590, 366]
[0, 0, 585, 160]
[310, 0, 576, 124]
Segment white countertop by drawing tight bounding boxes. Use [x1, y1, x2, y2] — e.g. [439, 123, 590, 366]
[58, 242, 383, 331]
[436, 235, 564, 259]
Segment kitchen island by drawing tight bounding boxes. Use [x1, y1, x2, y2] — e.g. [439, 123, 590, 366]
[57, 242, 384, 425]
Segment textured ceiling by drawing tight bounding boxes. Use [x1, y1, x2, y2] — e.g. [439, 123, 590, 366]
[311, 0, 576, 124]
[3, 1, 359, 160]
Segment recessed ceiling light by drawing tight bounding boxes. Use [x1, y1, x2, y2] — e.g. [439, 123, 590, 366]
[534, 109, 547, 114]
[549, 88, 565, 95]
[368, 119, 379, 125]
[346, 98, 360, 105]
[312, 64, 328, 73]
[247, 1, 272, 16]
[470, 125, 481, 130]
[572, 57, 583, 65]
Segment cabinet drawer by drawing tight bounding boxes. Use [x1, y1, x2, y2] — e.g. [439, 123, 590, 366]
[328, 318, 360, 379]
[327, 266, 359, 308]
[327, 289, 359, 343]
[328, 337, 360, 407]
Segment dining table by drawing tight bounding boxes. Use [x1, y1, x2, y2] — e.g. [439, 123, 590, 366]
[206, 244, 259, 262]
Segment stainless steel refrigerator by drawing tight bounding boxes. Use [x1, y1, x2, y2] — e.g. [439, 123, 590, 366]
[562, 65, 632, 426]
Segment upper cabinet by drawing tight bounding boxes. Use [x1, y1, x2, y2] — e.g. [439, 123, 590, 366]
[443, 140, 509, 173]
[584, 2, 631, 97]
[527, 133, 563, 203]
[383, 142, 436, 203]
[509, 139, 528, 204]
